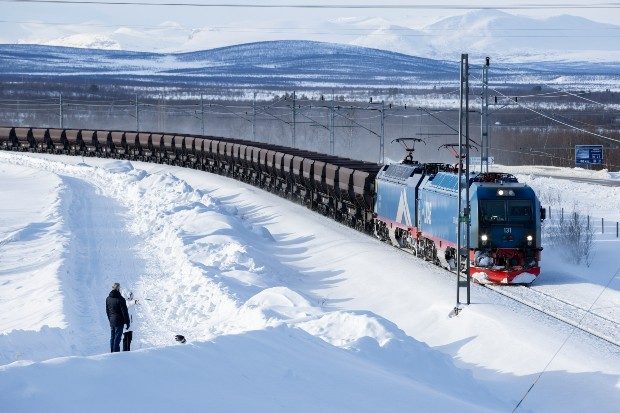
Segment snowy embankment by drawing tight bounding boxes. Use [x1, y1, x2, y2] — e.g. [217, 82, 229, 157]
[0, 166, 68, 361]
[0, 153, 619, 412]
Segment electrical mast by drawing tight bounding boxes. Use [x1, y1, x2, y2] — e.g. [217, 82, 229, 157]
[454, 53, 471, 316]
[481, 57, 490, 172]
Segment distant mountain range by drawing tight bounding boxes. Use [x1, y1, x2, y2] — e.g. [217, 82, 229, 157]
[8, 9, 620, 63]
[350, 10, 620, 62]
[0, 41, 457, 90]
[1, 40, 618, 94]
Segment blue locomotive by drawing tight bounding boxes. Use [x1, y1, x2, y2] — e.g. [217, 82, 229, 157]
[374, 159, 545, 284]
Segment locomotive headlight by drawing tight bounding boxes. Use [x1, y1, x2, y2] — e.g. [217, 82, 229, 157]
[481, 234, 488, 245]
[497, 190, 504, 196]
[526, 235, 533, 245]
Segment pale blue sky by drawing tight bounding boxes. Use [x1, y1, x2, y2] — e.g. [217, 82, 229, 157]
[2, 1, 619, 52]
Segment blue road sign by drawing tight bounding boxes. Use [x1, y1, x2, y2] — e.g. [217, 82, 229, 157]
[575, 145, 603, 165]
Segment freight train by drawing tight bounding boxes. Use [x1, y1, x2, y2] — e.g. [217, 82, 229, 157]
[0, 126, 545, 284]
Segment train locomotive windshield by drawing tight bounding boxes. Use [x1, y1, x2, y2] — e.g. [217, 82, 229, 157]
[507, 200, 533, 222]
[481, 200, 533, 223]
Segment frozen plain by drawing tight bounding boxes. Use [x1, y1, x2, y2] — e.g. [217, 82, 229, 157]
[0, 152, 618, 412]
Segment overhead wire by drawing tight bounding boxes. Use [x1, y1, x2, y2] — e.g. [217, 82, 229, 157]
[489, 90, 606, 99]
[5, 23, 620, 37]
[494, 64, 617, 107]
[4, 19, 620, 32]
[511, 266, 620, 412]
[5, 0, 620, 9]
[470, 73, 620, 144]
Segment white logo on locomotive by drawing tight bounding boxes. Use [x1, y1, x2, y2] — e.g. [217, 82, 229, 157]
[396, 188, 412, 227]
[422, 201, 432, 225]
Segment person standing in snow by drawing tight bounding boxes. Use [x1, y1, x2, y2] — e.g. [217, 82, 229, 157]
[106, 282, 130, 353]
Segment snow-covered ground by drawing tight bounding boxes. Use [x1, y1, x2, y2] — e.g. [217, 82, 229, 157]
[0, 153, 619, 412]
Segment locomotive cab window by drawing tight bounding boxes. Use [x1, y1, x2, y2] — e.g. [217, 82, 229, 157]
[481, 200, 533, 223]
[507, 200, 533, 222]
[481, 200, 506, 222]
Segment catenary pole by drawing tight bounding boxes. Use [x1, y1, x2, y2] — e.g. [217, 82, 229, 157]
[330, 89, 335, 155]
[380, 100, 385, 164]
[455, 53, 472, 311]
[59, 93, 63, 129]
[200, 94, 205, 136]
[292, 90, 296, 148]
[481, 57, 490, 172]
[464, 54, 471, 304]
[252, 91, 257, 141]
[456, 54, 465, 309]
[135, 94, 139, 132]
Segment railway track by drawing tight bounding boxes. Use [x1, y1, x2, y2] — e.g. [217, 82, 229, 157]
[2, 127, 618, 348]
[394, 240, 620, 347]
[485, 277, 620, 347]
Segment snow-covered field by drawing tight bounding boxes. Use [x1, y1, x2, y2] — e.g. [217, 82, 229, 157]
[0, 153, 619, 412]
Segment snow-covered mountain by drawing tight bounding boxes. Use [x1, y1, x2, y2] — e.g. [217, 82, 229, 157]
[338, 17, 435, 58]
[345, 10, 620, 62]
[424, 10, 620, 61]
[10, 10, 620, 62]
[0, 41, 459, 90]
[1, 40, 618, 94]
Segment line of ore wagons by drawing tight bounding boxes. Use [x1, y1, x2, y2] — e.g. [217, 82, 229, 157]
[0, 127, 382, 231]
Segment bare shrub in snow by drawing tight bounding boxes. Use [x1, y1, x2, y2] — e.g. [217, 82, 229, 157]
[537, 187, 562, 208]
[547, 210, 595, 266]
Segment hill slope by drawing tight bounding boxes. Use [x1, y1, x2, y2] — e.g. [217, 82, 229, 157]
[1, 40, 619, 91]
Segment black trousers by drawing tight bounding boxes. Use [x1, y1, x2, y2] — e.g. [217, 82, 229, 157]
[110, 326, 123, 353]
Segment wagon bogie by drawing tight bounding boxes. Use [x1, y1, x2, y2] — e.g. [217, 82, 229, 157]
[0, 127, 16, 150]
[80, 130, 97, 155]
[32, 128, 51, 153]
[64, 129, 82, 155]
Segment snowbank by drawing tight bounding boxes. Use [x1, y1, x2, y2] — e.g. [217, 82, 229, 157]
[0, 165, 66, 334]
[1, 153, 619, 412]
[0, 326, 498, 413]
[0, 153, 504, 411]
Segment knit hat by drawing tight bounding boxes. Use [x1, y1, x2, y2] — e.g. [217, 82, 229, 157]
[112, 282, 120, 291]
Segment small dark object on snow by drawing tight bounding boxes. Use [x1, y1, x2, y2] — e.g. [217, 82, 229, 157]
[449, 306, 462, 318]
[175, 334, 186, 344]
[123, 330, 133, 351]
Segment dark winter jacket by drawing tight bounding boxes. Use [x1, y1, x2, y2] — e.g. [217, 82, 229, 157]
[106, 289, 130, 328]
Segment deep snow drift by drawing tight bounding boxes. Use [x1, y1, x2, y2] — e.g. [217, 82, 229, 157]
[0, 153, 618, 412]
